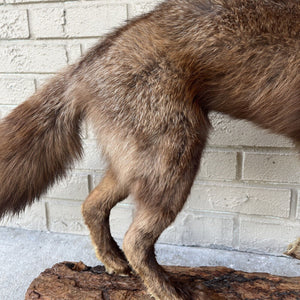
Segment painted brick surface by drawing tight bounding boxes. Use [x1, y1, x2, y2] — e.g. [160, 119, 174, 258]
[109, 205, 134, 239]
[198, 151, 237, 181]
[75, 140, 106, 171]
[0, 77, 35, 105]
[6, 0, 63, 3]
[297, 190, 300, 220]
[81, 39, 101, 53]
[0, 105, 15, 119]
[0, 44, 68, 73]
[239, 217, 300, 254]
[158, 211, 235, 248]
[46, 173, 90, 201]
[30, 7, 65, 38]
[0, 9, 29, 39]
[128, 2, 159, 17]
[188, 184, 291, 218]
[0, 202, 47, 231]
[66, 44, 82, 64]
[243, 152, 300, 183]
[47, 199, 89, 234]
[158, 212, 186, 245]
[180, 212, 235, 248]
[209, 112, 294, 148]
[0, 0, 299, 257]
[64, 4, 127, 37]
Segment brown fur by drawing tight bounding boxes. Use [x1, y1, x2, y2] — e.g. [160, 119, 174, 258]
[0, 0, 299, 299]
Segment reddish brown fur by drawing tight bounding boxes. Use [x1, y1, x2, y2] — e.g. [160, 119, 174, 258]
[0, 0, 299, 299]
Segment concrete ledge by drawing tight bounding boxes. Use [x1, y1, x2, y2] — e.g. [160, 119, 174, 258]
[0, 227, 299, 300]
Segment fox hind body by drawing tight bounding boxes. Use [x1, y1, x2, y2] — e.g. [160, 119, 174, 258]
[0, 0, 299, 299]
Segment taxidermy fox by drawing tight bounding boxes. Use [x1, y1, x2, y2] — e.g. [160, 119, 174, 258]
[0, 0, 299, 299]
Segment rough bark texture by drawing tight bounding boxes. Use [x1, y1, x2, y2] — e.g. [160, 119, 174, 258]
[25, 261, 300, 300]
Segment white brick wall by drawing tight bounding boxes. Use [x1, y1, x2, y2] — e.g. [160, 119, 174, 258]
[0, 0, 299, 257]
[0, 8, 29, 38]
[0, 76, 35, 104]
[0, 43, 68, 72]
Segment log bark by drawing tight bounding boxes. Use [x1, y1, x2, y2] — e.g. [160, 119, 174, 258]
[25, 261, 300, 300]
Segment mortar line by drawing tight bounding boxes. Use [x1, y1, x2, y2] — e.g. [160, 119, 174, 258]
[126, 3, 130, 20]
[45, 201, 50, 231]
[87, 174, 93, 193]
[289, 189, 298, 220]
[25, 8, 32, 40]
[62, 6, 67, 37]
[236, 151, 243, 181]
[232, 214, 240, 249]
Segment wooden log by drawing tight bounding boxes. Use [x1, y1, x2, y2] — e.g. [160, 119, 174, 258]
[25, 261, 300, 300]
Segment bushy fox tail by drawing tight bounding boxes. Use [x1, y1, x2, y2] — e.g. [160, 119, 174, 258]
[0, 71, 84, 218]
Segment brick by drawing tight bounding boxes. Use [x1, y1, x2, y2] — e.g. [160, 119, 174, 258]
[239, 216, 300, 254]
[187, 184, 291, 218]
[159, 211, 234, 247]
[46, 173, 89, 201]
[0, 9, 29, 39]
[110, 204, 133, 239]
[81, 39, 100, 54]
[209, 112, 294, 148]
[198, 151, 237, 181]
[65, 44, 82, 64]
[129, 2, 159, 18]
[47, 199, 89, 234]
[6, 0, 69, 3]
[243, 152, 300, 183]
[30, 7, 65, 38]
[158, 211, 188, 245]
[0, 77, 35, 105]
[296, 190, 300, 220]
[0, 44, 68, 73]
[0, 105, 15, 119]
[0, 201, 47, 231]
[75, 140, 107, 171]
[180, 212, 234, 248]
[65, 4, 127, 37]
[47, 200, 133, 237]
[92, 174, 106, 190]
[35, 74, 54, 88]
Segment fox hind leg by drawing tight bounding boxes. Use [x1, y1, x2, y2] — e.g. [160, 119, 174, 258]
[122, 130, 210, 299]
[123, 172, 208, 299]
[82, 167, 131, 275]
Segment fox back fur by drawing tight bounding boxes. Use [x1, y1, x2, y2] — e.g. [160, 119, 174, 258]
[0, 0, 299, 299]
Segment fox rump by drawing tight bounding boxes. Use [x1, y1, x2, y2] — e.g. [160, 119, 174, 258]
[0, 0, 299, 299]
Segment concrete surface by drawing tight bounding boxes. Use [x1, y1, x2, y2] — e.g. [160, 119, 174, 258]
[0, 227, 299, 300]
